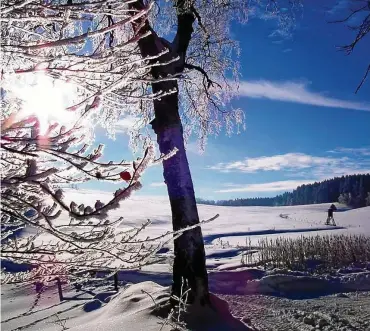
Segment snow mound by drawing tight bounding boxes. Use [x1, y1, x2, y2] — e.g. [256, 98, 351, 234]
[67, 281, 251, 331]
[245, 274, 330, 295]
[70, 281, 172, 331]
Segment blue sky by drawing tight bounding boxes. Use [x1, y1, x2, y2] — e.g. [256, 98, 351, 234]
[86, 0, 370, 200]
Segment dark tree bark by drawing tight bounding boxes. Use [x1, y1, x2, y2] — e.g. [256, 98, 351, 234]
[129, 1, 209, 304]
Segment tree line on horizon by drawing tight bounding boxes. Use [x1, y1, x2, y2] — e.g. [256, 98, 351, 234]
[197, 174, 370, 208]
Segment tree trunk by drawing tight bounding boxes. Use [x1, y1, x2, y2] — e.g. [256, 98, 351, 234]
[152, 96, 209, 305]
[129, 2, 209, 304]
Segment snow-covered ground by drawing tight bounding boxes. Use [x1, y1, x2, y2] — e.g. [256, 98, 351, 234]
[54, 189, 370, 245]
[57, 190, 370, 271]
[2, 190, 370, 331]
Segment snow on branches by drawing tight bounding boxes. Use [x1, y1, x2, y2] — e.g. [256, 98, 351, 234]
[126, 0, 303, 151]
[1, 109, 178, 285]
[0, 0, 177, 145]
[0, 0, 183, 283]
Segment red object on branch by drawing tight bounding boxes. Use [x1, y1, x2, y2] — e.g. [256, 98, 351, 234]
[119, 171, 131, 181]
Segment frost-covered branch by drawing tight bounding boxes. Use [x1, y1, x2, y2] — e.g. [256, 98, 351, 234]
[0, 0, 180, 145]
[126, 0, 302, 149]
[1, 0, 184, 282]
[1, 109, 181, 284]
[328, 0, 370, 92]
[1, 213, 218, 285]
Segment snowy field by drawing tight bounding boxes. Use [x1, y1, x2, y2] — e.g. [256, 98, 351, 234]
[53, 190, 370, 272]
[2, 189, 370, 331]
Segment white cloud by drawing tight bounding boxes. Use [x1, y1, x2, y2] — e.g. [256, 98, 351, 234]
[209, 151, 370, 181]
[209, 153, 342, 173]
[328, 147, 370, 156]
[216, 180, 315, 193]
[210, 148, 370, 194]
[235, 80, 370, 111]
[249, 4, 297, 39]
[150, 182, 166, 187]
[115, 115, 141, 133]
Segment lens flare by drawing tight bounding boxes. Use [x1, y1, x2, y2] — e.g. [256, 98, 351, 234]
[8, 73, 79, 133]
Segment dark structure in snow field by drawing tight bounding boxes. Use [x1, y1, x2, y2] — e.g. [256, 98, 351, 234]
[325, 204, 337, 226]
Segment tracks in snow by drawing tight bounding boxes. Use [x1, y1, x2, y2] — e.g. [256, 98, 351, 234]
[220, 291, 370, 331]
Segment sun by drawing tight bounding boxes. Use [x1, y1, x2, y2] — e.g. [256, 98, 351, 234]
[8, 73, 79, 133]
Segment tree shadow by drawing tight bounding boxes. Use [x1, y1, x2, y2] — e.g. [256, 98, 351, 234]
[152, 294, 253, 331]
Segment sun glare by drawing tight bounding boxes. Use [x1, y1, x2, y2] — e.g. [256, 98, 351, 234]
[10, 74, 79, 133]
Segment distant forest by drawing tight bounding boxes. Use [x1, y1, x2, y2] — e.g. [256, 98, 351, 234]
[197, 174, 370, 208]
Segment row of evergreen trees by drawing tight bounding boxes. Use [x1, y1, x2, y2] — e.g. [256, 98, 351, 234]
[197, 174, 370, 208]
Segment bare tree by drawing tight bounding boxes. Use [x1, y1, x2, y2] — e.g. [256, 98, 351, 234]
[329, 0, 370, 93]
[1, 0, 299, 306]
[125, 0, 301, 305]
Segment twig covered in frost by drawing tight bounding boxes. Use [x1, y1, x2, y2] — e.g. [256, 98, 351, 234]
[0, 0, 180, 149]
[1, 102, 179, 286]
[2, 173, 218, 286]
[156, 277, 190, 331]
[0, 0, 192, 285]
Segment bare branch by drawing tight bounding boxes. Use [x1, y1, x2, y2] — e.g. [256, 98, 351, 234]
[329, 0, 370, 92]
[355, 64, 370, 93]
